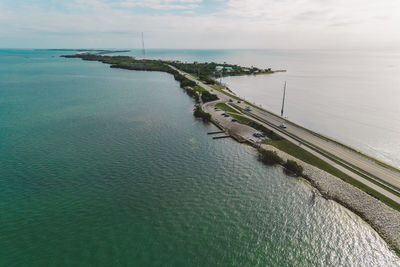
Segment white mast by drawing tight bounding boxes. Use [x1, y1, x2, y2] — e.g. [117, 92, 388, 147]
[141, 32, 146, 59]
[279, 82, 288, 128]
[280, 81, 286, 117]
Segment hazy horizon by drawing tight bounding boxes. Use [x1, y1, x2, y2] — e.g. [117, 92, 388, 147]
[1, 0, 399, 50]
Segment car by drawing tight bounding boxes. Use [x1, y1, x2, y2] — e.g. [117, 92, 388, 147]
[245, 107, 252, 111]
[229, 99, 233, 102]
[279, 123, 287, 129]
[253, 132, 265, 138]
[214, 107, 221, 111]
[221, 113, 226, 116]
[224, 114, 230, 117]
[231, 118, 237, 122]
[237, 101, 241, 103]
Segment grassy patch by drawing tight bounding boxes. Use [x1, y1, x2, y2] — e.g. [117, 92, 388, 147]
[193, 85, 206, 93]
[221, 91, 242, 101]
[215, 103, 237, 113]
[209, 84, 225, 90]
[267, 139, 400, 211]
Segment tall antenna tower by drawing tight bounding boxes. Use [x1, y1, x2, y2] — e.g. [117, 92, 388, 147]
[141, 32, 146, 59]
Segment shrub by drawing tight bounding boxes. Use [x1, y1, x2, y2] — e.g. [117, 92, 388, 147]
[284, 160, 304, 176]
[184, 87, 200, 102]
[181, 78, 197, 88]
[199, 74, 214, 84]
[259, 150, 283, 165]
[201, 91, 219, 103]
[193, 105, 211, 121]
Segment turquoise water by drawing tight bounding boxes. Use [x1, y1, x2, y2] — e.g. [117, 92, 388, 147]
[1, 49, 399, 266]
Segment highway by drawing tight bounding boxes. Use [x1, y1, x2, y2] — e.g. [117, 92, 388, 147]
[169, 65, 400, 204]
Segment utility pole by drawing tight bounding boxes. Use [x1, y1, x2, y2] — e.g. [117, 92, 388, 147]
[281, 81, 286, 117]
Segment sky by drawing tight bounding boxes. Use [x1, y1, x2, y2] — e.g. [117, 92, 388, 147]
[1, 0, 399, 49]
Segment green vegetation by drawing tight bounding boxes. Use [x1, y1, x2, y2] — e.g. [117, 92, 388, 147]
[183, 87, 200, 102]
[189, 73, 199, 79]
[215, 103, 237, 113]
[201, 91, 219, 103]
[62, 54, 272, 97]
[193, 105, 211, 121]
[259, 150, 283, 165]
[193, 85, 206, 93]
[209, 84, 225, 90]
[169, 61, 273, 82]
[267, 139, 400, 211]
[170, 71, 197, 88]
[180, 78, 197, 88]
[259, 149, 303, 176]
[61, 54, 272, 111]
[284, 160, 304, 176]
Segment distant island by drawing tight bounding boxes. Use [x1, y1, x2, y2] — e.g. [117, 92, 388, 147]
[40, 49, 131, 54]
[61, 53, 274, 81]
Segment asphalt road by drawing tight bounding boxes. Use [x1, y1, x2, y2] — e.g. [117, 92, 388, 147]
[169, 65, 400, 203]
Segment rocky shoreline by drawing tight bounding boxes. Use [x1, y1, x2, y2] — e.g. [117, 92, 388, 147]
[201, 101, 400, 255]
[260, 144, 400, 255]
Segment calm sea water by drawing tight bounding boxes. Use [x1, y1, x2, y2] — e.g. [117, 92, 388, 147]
[0, 49, 399, 266]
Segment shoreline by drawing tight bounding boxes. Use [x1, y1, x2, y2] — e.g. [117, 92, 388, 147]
[261, 144, 400, 255]
[205, 112, 400, 255]
[63, 53, 400, 256]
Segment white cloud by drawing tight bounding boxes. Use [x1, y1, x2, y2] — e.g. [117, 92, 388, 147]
[0, 0, 399, 49]
[112, 0, 202, 10]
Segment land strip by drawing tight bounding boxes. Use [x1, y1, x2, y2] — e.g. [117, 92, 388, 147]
[170, 65, 400, 200]
[63, 53, 400, 254]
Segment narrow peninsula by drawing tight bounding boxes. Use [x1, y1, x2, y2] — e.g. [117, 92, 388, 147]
[62, 52, 400, 255]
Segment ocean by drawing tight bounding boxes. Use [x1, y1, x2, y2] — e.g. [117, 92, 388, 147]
[0, 49, 399, 265]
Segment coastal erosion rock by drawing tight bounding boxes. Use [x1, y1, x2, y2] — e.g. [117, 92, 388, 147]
[261, 144, 400, 254]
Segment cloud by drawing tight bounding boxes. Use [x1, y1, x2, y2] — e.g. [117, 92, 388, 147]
[0, 0, 399, 49]
[107, 0, 202, 10]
